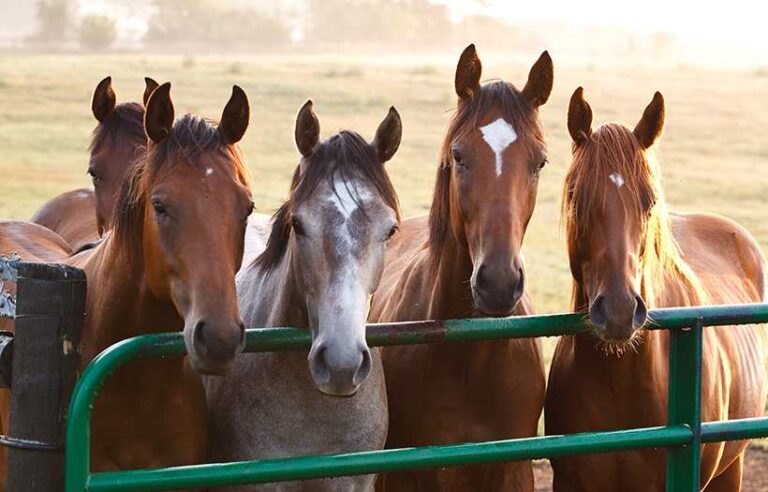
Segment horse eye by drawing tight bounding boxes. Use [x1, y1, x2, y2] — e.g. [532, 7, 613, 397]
[244, 202, 255, 221]
[152, 199, 168, 217]
[451, 148, 464, 166]
[87, 169, 101, 183]
[291, 217, 305, 236]
[538, 158, 548, 170]
[385, 224, 399, 241]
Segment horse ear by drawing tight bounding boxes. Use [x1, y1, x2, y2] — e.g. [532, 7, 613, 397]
[144, 82, 174, 144]
[143, 77, 159, 106]
[92, 76, 116, 122]
[219, 85, 250, 145]
[568, 87, 593, 146]
[373, 107, 402, 164]
[634, 91, 665, 149]
[455, 44, 482, 100]
[295, 99, 320, 157]
[521, 51, 553, 108]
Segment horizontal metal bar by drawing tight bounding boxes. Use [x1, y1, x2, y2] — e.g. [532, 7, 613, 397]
[701, 417, 768, 443]
[247, 303, 768, 352]
[86, 425, 692, 492]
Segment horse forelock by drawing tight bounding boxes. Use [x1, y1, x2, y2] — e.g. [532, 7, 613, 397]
[428, 80, 544, 262]
[254, 130, 400, 274]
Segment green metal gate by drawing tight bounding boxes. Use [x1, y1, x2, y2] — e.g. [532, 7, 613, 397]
[64, 303, 768, 491]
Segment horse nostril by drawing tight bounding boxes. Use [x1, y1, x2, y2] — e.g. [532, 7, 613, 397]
[589, 295, 607, 328]
[193, 320, 207, 351]
[309, 345, 331, 384]
[513, 266, 525, 299]
[353, 348, 372, 386]
[634, 295, 648, 328]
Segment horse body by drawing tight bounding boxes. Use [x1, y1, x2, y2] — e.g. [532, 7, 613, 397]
[369, 45, 553, 491]
[546, 89, 767, 491]
[206, 102, 402, 491]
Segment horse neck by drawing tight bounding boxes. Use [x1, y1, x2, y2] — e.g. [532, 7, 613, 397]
[242, 241, 308, 330]
[427, 218, 478, 319]
[74, 232, 181, 362]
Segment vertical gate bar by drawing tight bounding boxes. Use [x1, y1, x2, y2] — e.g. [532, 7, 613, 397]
[666, 317, 703, 491]
[7, 263, 86, 491]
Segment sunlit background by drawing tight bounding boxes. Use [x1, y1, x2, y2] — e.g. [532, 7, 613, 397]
[2, 0, 767, 67]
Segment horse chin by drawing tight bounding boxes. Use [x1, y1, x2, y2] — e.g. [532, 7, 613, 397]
[472, 290, 520, 317]
[187, 354, 235, 376]
[592, 325, 643, 357]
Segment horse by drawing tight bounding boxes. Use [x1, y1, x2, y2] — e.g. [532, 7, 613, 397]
[205, 100, 402, 491]
[0, 82, 253, 482]
[368, 44, 553, 491]
[545, 88, 768, 491]
[31, 76, 157, 251]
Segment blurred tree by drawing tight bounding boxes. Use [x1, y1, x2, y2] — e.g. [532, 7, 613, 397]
[144, 0, 289, 49]
[78, 14, 118, 50]
[33, 0, 75, 42]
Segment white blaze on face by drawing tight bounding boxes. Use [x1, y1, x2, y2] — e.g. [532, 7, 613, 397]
[479, 118, 518, 177]
[205, 167, 214, 177]
[609, 173, 625, 188]
[328, 179, 368, 220]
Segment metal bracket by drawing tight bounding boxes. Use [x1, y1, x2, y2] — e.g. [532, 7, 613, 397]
[0, 255, 19, 319]
[0, 254, 19, 283]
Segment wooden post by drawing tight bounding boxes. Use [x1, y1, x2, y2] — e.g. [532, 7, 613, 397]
[6, 263, 85, 491]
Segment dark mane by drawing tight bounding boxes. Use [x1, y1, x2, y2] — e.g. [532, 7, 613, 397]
[255, 130, 401, 272]
[90, 102, 145, 151]
[428, 81, 544, 259]
[112, 114, 250, 262]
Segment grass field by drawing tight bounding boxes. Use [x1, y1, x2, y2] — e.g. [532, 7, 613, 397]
[1, 52, 767, 318]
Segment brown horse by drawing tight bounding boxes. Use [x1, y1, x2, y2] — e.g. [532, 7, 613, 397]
[31, 76, 157, 251]
[369, 45, 553, 491]
[1, 82, 253, 480]
[546, 88, 768, 491]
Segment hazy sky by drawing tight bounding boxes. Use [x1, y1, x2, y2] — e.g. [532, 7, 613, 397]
[441, 0, 767, 64]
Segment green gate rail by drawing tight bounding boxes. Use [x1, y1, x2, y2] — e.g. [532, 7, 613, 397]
[65, 303, 768, 491]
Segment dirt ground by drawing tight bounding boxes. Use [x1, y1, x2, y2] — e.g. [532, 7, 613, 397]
[533, 447, 768, 491]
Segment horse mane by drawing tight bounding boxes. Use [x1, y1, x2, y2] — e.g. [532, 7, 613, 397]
[562, 123, 707, 312]
[90, 102, 146, 151]
[255, 130, 401, 273]
[112, 114, 251, 263]
[428, 81, 544, 262]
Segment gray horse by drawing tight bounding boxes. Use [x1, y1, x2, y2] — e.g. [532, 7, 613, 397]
[205, 100, 403, 491]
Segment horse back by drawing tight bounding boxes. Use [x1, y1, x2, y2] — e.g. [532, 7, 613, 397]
[671, 211, 767, 304]
[30, 188, 98, 252]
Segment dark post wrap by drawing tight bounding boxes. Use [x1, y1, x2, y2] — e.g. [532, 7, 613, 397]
[7, 263, 85, 491]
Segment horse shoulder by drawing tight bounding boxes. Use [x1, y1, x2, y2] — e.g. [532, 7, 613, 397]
[671, 212, 767, 302]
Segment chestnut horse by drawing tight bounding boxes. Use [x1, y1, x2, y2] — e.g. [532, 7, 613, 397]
[546, 88, 768, 491]
[369, 45, 553, 491]
[31, 76, 157, 250]
[205, 101, 402, 491]
[1, 82, 253, 481]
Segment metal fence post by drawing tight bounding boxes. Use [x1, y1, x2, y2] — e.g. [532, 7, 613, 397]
[666, 317, 703, 491]
[7, 263, 86, 491]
